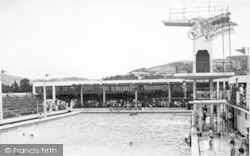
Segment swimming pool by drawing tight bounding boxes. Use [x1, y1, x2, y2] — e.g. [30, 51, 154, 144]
[0, 113, 191, 156]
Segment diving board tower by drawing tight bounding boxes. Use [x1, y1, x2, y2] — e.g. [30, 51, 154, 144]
[163, 4, 237, 133]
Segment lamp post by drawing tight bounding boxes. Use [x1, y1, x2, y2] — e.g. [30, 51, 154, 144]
[0, 70, 7, 120]
[235, 47, 249, 109]
[43, 74, 49, 117]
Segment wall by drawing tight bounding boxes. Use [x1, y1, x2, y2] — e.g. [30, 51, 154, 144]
[2, 94, 43, 119]
[236, 109, 249, 135]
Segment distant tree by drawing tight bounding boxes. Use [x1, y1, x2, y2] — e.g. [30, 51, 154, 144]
[20, 78, 32, 92]
[103, 74, 137, 80]
[2, 84, 12, 93]
[144, 74, 164, 79]
[11, 80, 19, 92]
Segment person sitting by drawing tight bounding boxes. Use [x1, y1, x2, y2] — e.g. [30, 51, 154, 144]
[134, 102, 138, 110]
[184, 137, 190, 146]
[138, 101, 141, 109]
[229, 129, 236, 145]
[163, 100, 167, 107]
[174, 101, 177, 107]
[149, 103, 153, 109]
[126, 101, 130, 110]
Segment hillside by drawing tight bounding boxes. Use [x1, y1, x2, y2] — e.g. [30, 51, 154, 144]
[127, 55, 247, 78]
[2, 55, 247, 83]
[1, 74, 26, 86]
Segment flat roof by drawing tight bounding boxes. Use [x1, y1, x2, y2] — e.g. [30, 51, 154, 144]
[173, 72, 235, 80]
[189, 99, 227, 104]
[33, 78, 193, 87]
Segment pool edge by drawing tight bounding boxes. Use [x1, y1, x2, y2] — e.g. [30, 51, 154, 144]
[0, 111, 80, 132]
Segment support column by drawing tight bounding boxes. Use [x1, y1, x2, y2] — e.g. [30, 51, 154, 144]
[183, 81, 187, 99]
[168, 83, 171, 103]
[0, 74, 3, 120]
[216, 81, 220, 99]
[193, 80, 197, 127]
[246, 47, 250, 109]
[217, 104, 221, 135]
[223, 79, 226, 99]
[103, 86, 106, 107]
[43, 82, 47, 117]
[193, 80, 196, 100]
[193, 104, 197, 127]
[80, 86, 83, 107]
[52, 86, 56, 102]
[225, 104, 228, 132]
[135, 87, 138, 101]
[199, 104, 202, 133]
[209, 79, 214, 129]
[32, 84, 36, 95]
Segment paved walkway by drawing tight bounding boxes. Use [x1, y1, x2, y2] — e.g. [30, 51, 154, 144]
[198, 115, 248, 156]
[199, 134, 243, 156]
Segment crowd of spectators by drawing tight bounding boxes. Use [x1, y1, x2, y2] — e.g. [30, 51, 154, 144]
[226, 83, 247, 108]
[104, 97, 191, 110]
[69, 96, 192, 109]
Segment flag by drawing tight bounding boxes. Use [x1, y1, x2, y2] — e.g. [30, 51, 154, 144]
[1, 70, 7, 74]
[235, 48, 246, 54]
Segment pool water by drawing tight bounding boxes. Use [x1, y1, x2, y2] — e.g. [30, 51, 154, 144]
[0, 114, 191, 156]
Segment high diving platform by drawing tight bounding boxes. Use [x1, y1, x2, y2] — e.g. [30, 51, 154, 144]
[162, 19, 190, 27]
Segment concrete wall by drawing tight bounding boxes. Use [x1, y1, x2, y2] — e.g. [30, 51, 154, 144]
[2, 94, 43, 119]
[236, 109, 249, 135]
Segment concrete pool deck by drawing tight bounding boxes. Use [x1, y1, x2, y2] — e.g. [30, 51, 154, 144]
[0, 111, 79, 131]
[199, 133, 244, 156]
[0, 110, 69, 126]
[74, 107, 193, 114]
[195, 116, 248, 156]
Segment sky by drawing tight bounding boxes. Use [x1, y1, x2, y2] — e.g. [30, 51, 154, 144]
[0, 0, 249, 80]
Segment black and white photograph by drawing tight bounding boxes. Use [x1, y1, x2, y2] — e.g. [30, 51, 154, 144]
[0, 0, 249, 156]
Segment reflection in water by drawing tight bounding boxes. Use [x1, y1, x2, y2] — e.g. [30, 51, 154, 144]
[0, 114, 191, 156]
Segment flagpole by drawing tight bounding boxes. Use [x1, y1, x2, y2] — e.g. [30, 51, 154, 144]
[246, 47, 250, 110]
[0, 70, 7, 120]
[43, 74, 49, 117]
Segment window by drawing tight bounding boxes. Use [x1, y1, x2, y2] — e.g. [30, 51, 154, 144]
[238, 110, 241, 116]
[245, 113, 248, 120]
[35, 87, 43, 93]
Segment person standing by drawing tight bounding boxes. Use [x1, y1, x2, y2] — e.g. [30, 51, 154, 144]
[227, 109, 233, 130]
[209, 127, 213, 149]
[230, 140, 236, 156]
[239, 84, 244, 102]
